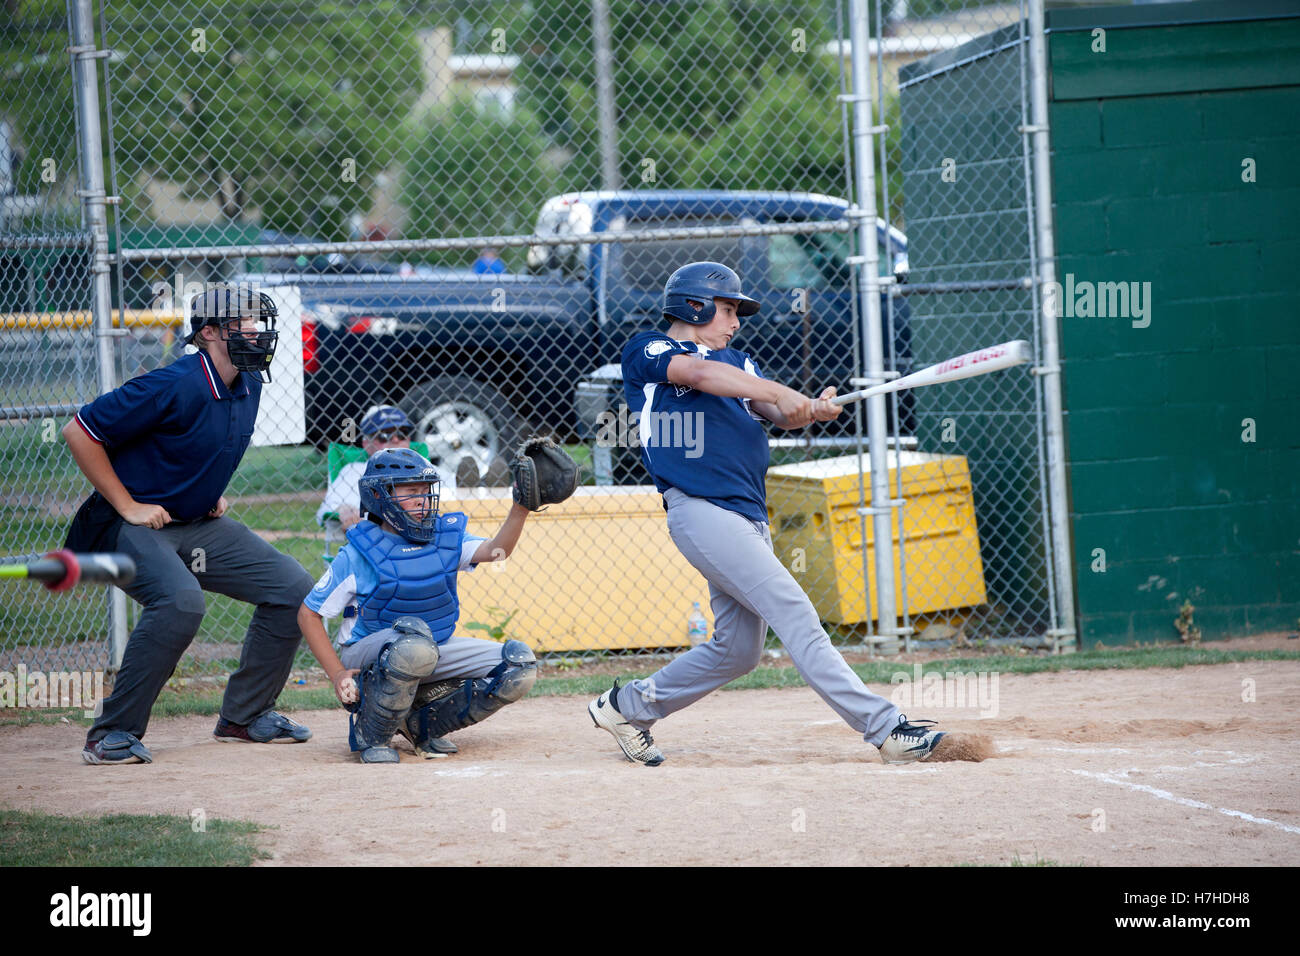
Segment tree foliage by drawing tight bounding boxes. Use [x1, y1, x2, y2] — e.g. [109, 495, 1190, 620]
[518, 0, 850, 197]
[4, 0, 911, 251]
[3, 0, 423, 239]
[400, 95, 559, 269]
[108, 1, 422, 238]
[0, 0, 84, 232]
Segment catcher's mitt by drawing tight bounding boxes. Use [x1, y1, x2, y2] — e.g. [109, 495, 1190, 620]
[510, 436, 579, 512]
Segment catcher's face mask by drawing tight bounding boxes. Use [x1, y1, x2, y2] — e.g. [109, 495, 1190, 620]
[391, 481, 439, 524]
[359, 448, 443, 543]
[374, 478, 440, 543]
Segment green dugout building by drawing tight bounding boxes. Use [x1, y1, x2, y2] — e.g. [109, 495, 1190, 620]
[899, 0, 1299, 645]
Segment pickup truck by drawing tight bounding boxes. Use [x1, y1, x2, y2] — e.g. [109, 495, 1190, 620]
[288, 190, 911, 476]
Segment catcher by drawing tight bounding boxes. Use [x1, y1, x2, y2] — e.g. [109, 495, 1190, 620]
[297, 441, 577, 763]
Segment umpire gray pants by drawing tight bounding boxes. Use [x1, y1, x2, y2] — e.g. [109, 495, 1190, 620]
[88, 517, 314, 743]
[617, 488, 901, 747]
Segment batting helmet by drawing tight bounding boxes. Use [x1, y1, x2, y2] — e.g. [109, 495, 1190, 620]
[662, 261, 760, 326]
[359, 448, 441, 543]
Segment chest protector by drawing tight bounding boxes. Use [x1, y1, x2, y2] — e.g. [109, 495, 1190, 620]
[348, 515, 468, 644]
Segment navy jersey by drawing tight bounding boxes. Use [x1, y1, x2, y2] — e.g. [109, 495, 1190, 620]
[75, 350, 261, 521]
[621, 329, 771, 523]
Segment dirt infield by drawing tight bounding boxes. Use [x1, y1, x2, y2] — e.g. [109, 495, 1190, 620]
[2, 656, 1298, 866]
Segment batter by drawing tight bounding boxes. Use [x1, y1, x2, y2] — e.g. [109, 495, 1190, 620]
[587, 261, 946, 766]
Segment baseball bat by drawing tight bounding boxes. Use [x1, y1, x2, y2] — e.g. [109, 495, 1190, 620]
[0, 551, 137, 592]
[829, 339, 1032, 407]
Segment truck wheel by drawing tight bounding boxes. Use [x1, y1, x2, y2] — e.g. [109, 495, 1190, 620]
[398, 376, 529, 483]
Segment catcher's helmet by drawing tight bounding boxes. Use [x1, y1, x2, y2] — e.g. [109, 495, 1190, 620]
[359, 448, 441, 543]
[186, 285, 279, 383]
[662, 261, 759, 326]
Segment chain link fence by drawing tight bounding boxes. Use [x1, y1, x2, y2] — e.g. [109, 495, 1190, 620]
[2, 0, 1072, 677]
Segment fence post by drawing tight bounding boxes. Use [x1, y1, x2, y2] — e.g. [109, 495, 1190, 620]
[848, 0, 896, 647]
[1027, 0, 1077, 652]
[591, 0, 621, 191]
[69, 0, 128, 668]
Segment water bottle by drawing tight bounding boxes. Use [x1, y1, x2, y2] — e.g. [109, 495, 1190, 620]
[687, 601, 708, 646]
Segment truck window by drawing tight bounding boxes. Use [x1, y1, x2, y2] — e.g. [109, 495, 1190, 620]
[621, 217, 742, 291]
[769, 231, 891, 289]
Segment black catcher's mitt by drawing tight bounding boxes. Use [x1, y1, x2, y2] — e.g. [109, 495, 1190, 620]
[510, 436, 580, 511]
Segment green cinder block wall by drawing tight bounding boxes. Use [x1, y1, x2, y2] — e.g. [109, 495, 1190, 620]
[898, 26, 1051, 633]
[1049, 2, 1300, 644]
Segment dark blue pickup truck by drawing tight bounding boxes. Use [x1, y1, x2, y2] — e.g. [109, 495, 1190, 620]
[289, 191, 910, 475]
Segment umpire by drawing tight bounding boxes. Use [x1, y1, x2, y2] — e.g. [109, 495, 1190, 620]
[62, 285, 316, 764]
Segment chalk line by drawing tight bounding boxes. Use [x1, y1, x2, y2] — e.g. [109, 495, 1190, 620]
[1070, 769, 1300, 836]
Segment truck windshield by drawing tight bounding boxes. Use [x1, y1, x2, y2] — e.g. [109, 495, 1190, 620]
[769, 230, 893, 288]
[620, 217, 742, 291]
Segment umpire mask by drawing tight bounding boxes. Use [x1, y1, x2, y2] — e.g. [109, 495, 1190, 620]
[188, 285, 280, 383]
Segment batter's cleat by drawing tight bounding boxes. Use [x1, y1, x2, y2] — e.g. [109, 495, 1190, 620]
[359, 745, 401, 764]
[82, 731, 153, 765]
[214, 711, 312, 744]
[878, 715, 945, 765]
[588, 681, 664, 766]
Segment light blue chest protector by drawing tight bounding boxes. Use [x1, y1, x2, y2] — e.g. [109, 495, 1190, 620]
[347, 515, 467, 644]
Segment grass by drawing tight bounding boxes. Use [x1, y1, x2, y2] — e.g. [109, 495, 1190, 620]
[528, 644, 1300, 699]
[8, 643, 1293, 725]
[0, 536, 324, 656]
[0, 439, 327, 657]
[0, 420, 85, 495]
[0, 809, 267, 866]
[225, 445, 326, 498]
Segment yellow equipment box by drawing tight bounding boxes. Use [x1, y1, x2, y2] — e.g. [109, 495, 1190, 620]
[441, 485, 710, 652]
[764, 452, 987, 624]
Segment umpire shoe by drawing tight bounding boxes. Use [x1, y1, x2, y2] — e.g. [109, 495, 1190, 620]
[588, 681, 664, 767]
[878, 715, 945, 764]
[82, 731, 153, 765]
[213, 711, 312, 743]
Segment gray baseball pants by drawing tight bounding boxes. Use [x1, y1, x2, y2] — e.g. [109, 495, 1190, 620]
[340, 630, 516, 681]
[617, 487, 902, 746]
[88, 517, 314, 743]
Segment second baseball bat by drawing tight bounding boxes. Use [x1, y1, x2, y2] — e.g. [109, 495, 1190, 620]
[0, 551, 137, 591]
[830, 339, 1032, 407]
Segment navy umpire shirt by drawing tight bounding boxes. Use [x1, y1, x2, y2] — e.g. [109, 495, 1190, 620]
[74, 350, 261, 521]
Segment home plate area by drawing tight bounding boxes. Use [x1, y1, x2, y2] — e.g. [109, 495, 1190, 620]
[1, 660, 1296, 865]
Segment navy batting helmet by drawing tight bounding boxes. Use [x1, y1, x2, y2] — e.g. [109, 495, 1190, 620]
[359, 448, 441, 543]
[662, 261, 759, 326]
